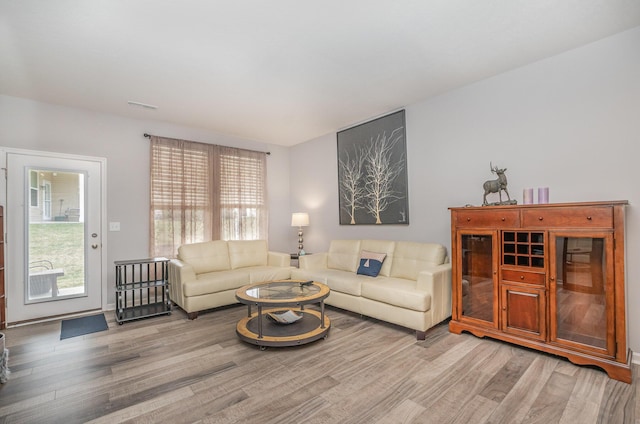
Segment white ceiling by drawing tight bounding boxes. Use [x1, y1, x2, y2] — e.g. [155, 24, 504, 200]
[1, 1, 639, 146]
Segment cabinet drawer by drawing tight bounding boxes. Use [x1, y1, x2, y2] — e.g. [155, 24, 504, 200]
[522, 207, 613, 228]
[502, 269, 545, 286]
[455, 210, 519, 228]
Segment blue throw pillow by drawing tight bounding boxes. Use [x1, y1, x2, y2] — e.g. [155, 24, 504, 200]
[356, 250, 387, 277]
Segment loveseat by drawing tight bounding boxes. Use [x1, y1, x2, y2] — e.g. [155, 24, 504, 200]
[168, 240, 292, 319]
[291, 239, 452, 339]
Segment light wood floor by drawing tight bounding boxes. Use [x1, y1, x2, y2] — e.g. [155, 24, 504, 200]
[0, 305, 637, 423]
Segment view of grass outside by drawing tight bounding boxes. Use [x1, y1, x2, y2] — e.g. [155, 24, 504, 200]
[29, 222, 84, 289]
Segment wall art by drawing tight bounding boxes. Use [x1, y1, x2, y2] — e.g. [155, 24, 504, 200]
[337, 110, 409, 225]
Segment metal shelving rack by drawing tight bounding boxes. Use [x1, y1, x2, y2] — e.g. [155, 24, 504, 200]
[115, 257, 171, 324]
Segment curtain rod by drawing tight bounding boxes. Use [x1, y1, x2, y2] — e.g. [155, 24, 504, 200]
[143, 133, 271, 155]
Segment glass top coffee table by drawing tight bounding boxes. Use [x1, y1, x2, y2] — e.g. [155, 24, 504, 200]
[235, 280, 330, 348]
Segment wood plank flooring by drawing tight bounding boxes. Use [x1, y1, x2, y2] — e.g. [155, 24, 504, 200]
[0, 305, 637, 423]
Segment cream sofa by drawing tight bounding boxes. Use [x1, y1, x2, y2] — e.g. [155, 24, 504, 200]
[168, 240, 292, 319]
[291, 239, 452, 339]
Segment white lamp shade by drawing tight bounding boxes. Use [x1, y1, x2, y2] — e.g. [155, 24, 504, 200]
[291, 212, 309, 227]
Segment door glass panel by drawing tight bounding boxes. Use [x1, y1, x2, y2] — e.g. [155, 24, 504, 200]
[461, 234, 494, 322]
[555, 236, 606, 348]
[27, 169, 86, 302]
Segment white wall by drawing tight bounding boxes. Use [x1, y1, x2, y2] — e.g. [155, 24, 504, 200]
[291, 27, 640, 352]
[0, 95, 292, 307]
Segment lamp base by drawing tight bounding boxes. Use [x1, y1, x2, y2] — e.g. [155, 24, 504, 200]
[297, 227, 304, 256]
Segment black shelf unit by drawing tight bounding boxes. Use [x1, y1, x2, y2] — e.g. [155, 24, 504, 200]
[115, 257, 171, 324]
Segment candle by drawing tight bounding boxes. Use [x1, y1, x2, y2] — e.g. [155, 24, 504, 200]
[523, 188, 534, 204]
[538, 187, 549, 204]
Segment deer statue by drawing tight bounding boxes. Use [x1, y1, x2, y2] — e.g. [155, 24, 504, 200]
[482, 162, 511, 206]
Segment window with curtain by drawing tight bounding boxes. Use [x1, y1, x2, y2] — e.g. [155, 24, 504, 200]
[149, 136, 268, 258]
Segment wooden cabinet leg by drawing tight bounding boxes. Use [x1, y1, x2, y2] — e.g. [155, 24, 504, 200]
[187, 312, 199, 320]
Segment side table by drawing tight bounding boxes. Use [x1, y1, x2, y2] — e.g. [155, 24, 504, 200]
[290, 253, 311, 268]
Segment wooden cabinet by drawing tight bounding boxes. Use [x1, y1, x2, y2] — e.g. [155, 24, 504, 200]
[449, 201, 631, 383]
[0, 206, 4, 329]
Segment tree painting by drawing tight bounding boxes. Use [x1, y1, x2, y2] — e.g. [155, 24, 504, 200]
[337, 110, 409, 225]
[338, 146, 366, 224]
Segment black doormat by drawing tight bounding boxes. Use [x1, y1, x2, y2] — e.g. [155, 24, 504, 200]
[60, 313, 108, 340]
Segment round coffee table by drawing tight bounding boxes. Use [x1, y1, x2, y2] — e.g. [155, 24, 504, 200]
[235, 280, 330, 348]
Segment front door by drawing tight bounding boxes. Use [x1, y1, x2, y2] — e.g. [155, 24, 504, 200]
[5, 150, 105, 324]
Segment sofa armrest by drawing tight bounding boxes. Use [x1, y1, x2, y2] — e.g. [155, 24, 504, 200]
[299, 253, 328, 270]
[416, 263, 452, 324]
[268, 251, 291, 267]
[168, 259, 197, 307]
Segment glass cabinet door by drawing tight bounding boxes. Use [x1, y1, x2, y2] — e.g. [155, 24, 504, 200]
[550, 232, 615, 356]
[459, 232, 497, 326]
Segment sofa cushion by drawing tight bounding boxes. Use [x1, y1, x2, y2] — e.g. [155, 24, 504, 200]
[248, 266, 292, 283]
[390, 241, 447, 280]
[360, 240, 396, 276]
[325, 270, 369, 296]
[327, 240, 361, 272]
[361, 277, 431, 312]
[178, 240, 230, 274]
[357, 250, 387, 277]
[228, 240, 268, 269]
[184, 269, 250, 296]
[291, 268, 328, 285]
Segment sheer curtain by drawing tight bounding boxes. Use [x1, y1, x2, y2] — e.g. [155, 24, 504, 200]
[149, 136, 268, 258]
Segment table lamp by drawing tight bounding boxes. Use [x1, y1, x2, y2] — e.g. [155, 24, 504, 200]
[291, 212, 309, 255]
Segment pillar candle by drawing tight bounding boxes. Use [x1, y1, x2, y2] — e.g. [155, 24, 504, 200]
[523, 188, 534, 204]
[538, 187, 549, 204]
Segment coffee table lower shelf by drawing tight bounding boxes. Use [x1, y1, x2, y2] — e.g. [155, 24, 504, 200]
[236, 308, 330, 348]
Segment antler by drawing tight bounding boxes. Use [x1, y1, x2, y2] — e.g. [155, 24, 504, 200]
[490, 161, 498, 173]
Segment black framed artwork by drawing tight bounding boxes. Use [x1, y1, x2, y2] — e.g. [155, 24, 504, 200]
[337, 109, 409, 225]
